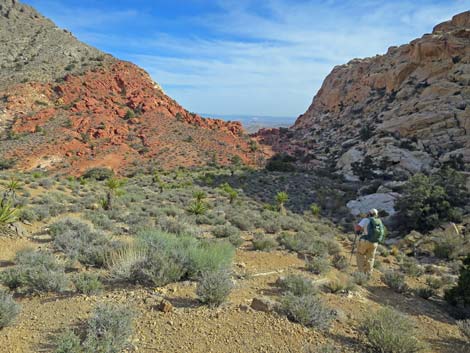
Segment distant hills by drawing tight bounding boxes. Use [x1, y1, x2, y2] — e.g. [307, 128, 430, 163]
[203, 114, 295, 133]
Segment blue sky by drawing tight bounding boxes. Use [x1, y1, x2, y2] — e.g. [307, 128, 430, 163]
[23, 0, 469, 117]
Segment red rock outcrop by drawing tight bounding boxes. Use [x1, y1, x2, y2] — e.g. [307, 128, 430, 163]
[0, 60, 259, 174]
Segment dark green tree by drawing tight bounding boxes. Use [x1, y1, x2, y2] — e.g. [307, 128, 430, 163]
[445, 255, 470, 318]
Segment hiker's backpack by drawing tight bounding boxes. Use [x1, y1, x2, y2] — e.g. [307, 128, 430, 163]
[367, 217, 385, 243]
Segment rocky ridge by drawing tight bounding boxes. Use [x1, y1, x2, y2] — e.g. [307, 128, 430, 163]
[257, 11, 470, 181]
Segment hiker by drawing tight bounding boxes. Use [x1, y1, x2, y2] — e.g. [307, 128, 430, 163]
[354, 208, 385, 276]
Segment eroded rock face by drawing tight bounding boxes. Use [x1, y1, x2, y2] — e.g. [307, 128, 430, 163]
[346, 192, 400, 217]
[259, 11, 470, 178]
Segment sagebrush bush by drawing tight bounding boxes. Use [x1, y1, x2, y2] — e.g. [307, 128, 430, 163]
[54, 329, 81, 353]
[0, 290, 20, 329]
[281, 294, 335, 330]
[399, 257, 424, 277]
[213, 224, 239, 239]
[383, 270, 408, 293]
[332, 254, 348, 270]
[415, 287, 435, 300]
[50, 218, 120, 267]
[1, 250, 68, 293]
[352, 271, 370, 286]
[278, 232, 328, 256]
[106, 245, 147, 282]
[252, 232, 278, 252]
[277, 274, 318, 296]
[82, 303, 134, 353]
[306, 256, 330, 275]
[196, 269, 233, 307]
[363, 307, 423, 353]
[324, 274, 355, 294]
[73, 273, 103, 295]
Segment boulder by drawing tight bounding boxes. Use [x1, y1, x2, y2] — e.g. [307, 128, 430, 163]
[250, 297, 278, 313]
[346, 192, 400, 217]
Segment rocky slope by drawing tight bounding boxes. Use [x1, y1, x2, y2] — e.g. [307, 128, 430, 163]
[0, 0, 258, 174]
[257, 11, 470, 182]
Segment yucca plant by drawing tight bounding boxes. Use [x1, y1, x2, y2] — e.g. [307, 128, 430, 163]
[0, 202, 18, 226]
[1, 178, 21, 207]
[103, 177, 126, 210]
[188, 199, 208, 215]
[276, 192, 289, 215]
[193, 190, 207, 202]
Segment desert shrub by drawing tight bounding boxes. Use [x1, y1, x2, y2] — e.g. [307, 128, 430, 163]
[433, 232, 465, 260]
[1, 250, 68, 293]
[266, 153, 296, 172]
[131, 250, 186, 286]
[196, 269, 233, 307]
[213, 224, 239, 239]
[382, 270, 408, 293]
[395, 168, 469, 233]
[332, 254, 348, 270]
[54, 329, 82, 353]
[363, 307, 423, 353]
[82, 167, 114, 181]
[445, 254, 470, 317]
[306, 256, 330, 275]
[304, 344, 340, 353]
[228, 233, 243, 247]
[82, 303, 134, 353]
[415, 287, 435, 300]
[0, 158, 15, 170]
[310, 203, 321, 216]
[157, 216, 200, 237]
[50, 218, 120, 267]
[226, 212, 253, 231]
[18, 207, 38, 223]
[73, 273, 103, 295]
[425, 276, 443, 290]
[0, 290, 20, 329]
[399, 257, 424, 277]
[281, 294, 335, 330]
[252, 232, 278, 251]
[324, 274, 355, 294]
[457, 319, 470, 342]
[116, 230, 234, 286]
[279, 232, 328, 256]
[277, 274, 317, 296]
[106, 245, 147, 282]
[352, 271, 370, 286]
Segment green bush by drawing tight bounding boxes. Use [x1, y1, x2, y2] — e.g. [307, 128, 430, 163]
[252, 232, 278, 252]
[306, 256, 330, 275]
[73, 273, 103, 295]
[0, 290, 20, 329]
[332, 254, 348, 270]
[213, 224, 239, 239]
[277, 274, 318, 296]
[352, 271, 370, 286]
[281, 294, 335, 330]
[382, 270, 408, 293]
[445, 254, 470, 317]
[415, 287, 435, 300]
[82, 167, 114, 181]
[399, 257, 424, 277]
[279, 232, 328, 256]
[1, 250, 68, 294]
[196, 269, 233, 307]
[54, 330, 81, 353]
[363, 307, 423, 353]
[395, 168, 469, 233]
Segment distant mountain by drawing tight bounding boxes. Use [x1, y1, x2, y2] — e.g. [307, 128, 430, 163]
[203, 114, 295, 133]
[0, 0, 259, 174]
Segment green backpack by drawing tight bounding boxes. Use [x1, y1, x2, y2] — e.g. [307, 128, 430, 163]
[367, 217, 385, 243]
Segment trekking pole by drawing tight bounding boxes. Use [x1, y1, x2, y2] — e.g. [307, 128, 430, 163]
[349, 231, 360, 264]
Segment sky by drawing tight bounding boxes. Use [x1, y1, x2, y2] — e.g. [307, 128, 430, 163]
[22, 0, 469, 118]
